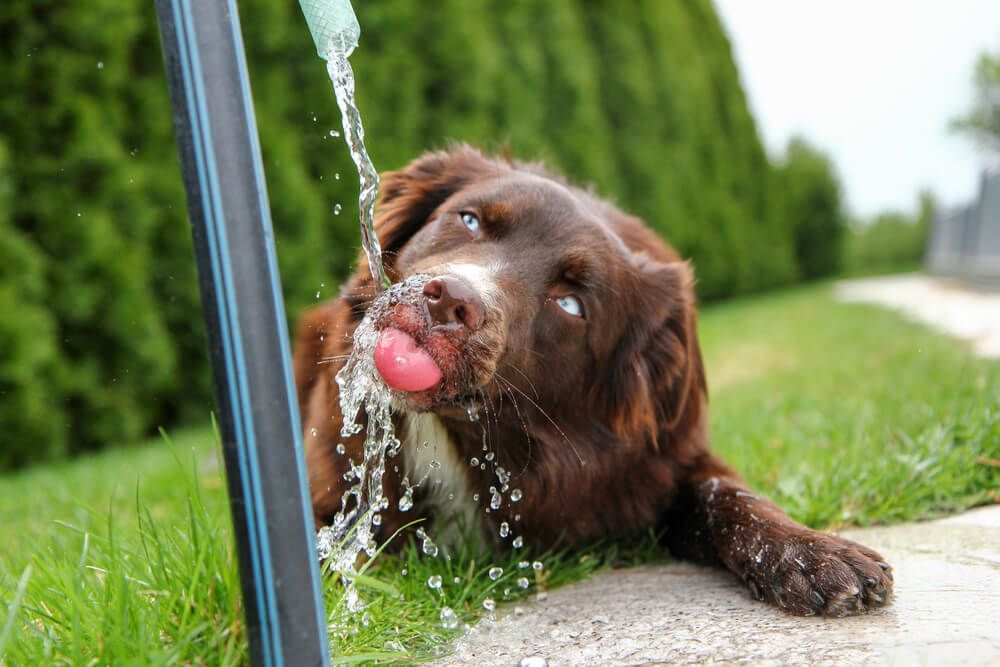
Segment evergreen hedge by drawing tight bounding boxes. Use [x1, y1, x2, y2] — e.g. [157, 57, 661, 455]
[774, 137, 847, 280]
[0, 0, 817, 468]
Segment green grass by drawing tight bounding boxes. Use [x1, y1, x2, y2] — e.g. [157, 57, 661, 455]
[2, 283, 998, 663]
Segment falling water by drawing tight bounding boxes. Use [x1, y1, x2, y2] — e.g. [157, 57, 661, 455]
[314, 278, 430, 611]
[326, 48, 391, 290]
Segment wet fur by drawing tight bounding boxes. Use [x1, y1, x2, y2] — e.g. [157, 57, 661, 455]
[294, 145, 893, 616]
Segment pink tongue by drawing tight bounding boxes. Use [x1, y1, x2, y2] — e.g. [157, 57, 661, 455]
[374, 328, 443, 392]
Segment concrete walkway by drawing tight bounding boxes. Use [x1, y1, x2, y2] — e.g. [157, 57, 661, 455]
[437, 506, 1000, 666]
[835, 274, 1000, 358]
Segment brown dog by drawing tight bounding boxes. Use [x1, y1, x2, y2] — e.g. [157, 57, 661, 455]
[294, 145, 892, 616]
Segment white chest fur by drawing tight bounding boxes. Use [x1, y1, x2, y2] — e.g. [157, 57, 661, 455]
[401, 412, 485, 548]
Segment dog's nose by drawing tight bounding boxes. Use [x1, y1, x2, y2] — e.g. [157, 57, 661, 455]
[422, 276, 485, 330]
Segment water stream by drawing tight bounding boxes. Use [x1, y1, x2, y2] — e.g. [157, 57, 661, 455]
[314, 278, 427, 612]
[325, 49, 391, 291]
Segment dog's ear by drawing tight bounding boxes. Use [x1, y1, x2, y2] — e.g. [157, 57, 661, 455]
[599, 259, 706, 449]
[374, 145, 499, 273]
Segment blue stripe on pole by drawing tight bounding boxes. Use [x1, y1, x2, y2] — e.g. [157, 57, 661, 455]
[224, 0, 330, 645]
[169, 0, 282, 662]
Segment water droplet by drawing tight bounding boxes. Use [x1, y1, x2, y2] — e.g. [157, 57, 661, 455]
[372, 513, 381, 526]
[310, 427, 318, 438]
[470, 457, 479, 467]
[427, 575, 442, 590]
[484, 452, 495, 462]
[96, 61, 104, 69]
[345, 586, 364, 612]
[329, 129, 340, 138]
[532, 561, 543, 571]
[466, 405, 480, 422]
[453, 576, 460, 584]
[439, 606, 458, 629]
[517, 576, 530, 589]
[472, 493, 480, 502]
[511, 489, 523, 502]
[398, 491, 413, 512]
[429, 459, 441, 469]
[512, 536, 524, 549]
[518, 561, 530, 569]
[335, 443, 346, 455]
[422, 540, 438, 557]
[499, 522, 510, 538]
[334, 203, 342, 215]
[490, 487, 502, 510]
[483, 598, 496, 612]
[519, 657, 549, 667]
[488, 566, 503, 581]
[401, 568, 407, 576]
[334, 172, 341, 180]
[315, 291, 321, 299]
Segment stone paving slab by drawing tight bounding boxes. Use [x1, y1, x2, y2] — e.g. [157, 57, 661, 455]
[436, 506, 1000, 666]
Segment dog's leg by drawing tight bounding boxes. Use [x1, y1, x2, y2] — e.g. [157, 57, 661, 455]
[664, 455, 893, 616]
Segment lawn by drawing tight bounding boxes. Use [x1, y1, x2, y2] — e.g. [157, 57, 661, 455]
[2, 283, 998, 663]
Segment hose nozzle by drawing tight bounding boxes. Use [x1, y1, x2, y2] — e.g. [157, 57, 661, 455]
[298, 0, 360, 59]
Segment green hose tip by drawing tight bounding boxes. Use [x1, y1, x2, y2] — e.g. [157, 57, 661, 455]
[298, 0, 360, 59]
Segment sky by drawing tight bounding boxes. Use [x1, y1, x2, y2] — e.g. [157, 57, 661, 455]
[714, 1, 1000, 218]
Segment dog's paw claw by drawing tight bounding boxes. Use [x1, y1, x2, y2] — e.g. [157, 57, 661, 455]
[749, 532, 893, 616]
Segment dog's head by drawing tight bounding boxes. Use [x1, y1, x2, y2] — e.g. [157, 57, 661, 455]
[349, 145, 706, 448]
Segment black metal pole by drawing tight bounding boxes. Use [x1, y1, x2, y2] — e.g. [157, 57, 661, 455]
[154, 1, 330, 665]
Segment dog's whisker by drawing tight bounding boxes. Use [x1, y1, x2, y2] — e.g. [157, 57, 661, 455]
[496, 372, 584, 468]
[316, 354, 352, 365]
[502, 362, 541, 401]
[493, 375, 537, 476]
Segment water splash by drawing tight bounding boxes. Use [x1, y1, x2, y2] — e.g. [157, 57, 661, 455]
[416, 527, 439, 557]
[439, 606, 459, 629]
[325, 48, 391, 290]
[315, 278, 429, 611]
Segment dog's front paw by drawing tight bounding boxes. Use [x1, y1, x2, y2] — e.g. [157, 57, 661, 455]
[744, 530, 893, 616]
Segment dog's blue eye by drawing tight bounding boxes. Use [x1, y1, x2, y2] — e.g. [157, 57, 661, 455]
[556, 295, 583, 318]
[461, 212, 480, 234]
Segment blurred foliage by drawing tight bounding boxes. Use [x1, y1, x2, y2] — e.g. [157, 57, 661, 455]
[844, 190, 933, 276]
[0, 140, 69, 468]
[951, 50, 1000, 154]
[0, 0, 836, 468]
[774, 136, 846, 280]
